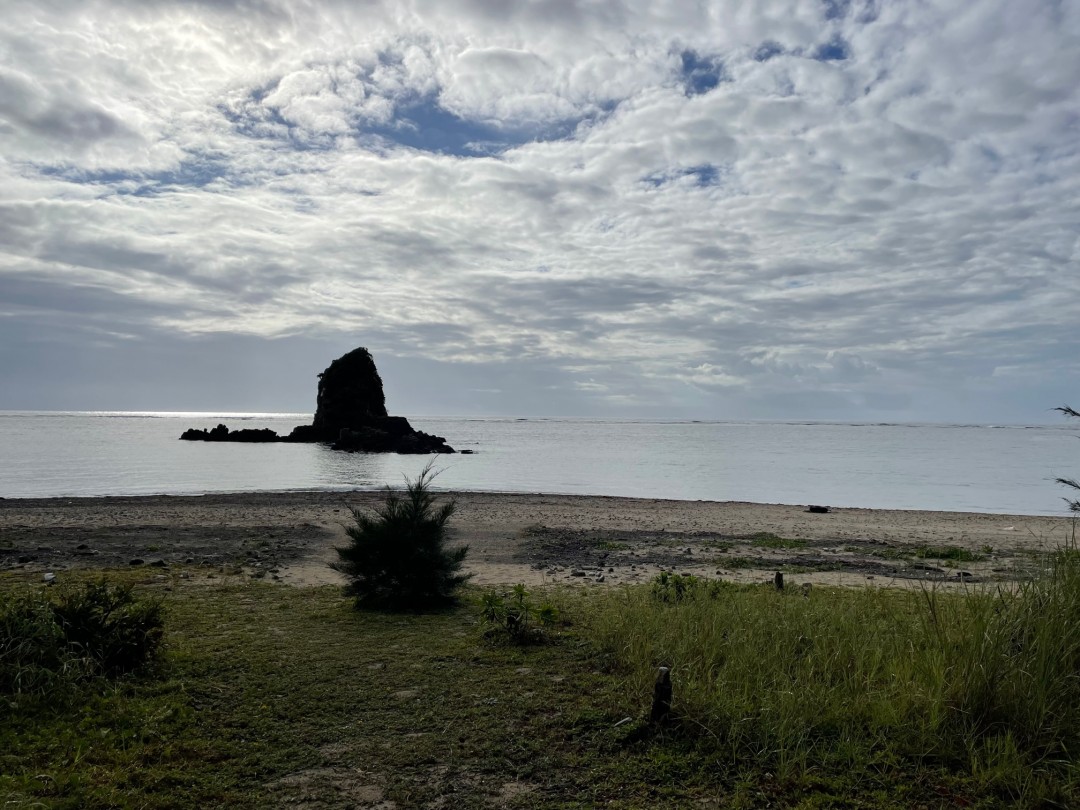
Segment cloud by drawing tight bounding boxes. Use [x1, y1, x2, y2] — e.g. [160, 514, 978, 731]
[0, 0, 1077, 421]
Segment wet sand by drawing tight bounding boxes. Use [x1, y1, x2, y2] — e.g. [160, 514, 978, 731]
[0, 491, 1075, 589]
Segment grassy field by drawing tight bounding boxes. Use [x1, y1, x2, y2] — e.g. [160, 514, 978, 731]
[3, 557, 1080, 808]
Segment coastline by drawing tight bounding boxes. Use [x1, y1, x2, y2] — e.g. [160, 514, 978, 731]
[2, 491, 1074, 589]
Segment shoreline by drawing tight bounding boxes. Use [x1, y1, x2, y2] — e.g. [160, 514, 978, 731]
[0, 486, 1071, 518]
[2, 491, 1075, 590]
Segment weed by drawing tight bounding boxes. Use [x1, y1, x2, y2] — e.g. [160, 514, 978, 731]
[650, 571, 731, 602]
[479, 583, 558, 643]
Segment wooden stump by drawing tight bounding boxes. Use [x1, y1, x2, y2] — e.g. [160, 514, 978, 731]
[650, 667, 672, 723]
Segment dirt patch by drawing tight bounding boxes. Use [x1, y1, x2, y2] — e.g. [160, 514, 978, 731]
[264, 767, 394, 809]
[0, 520, 334, 581]
[518, 526, 1043, 587]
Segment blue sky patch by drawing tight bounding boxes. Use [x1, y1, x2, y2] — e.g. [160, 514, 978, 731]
[368, 96, 610, 157]
[38, 156, 234, 196]
[814, 37, 851, 61]
[754, 41, 785, 62]
[679, 50, 727, 96]
[821, 0, 851, 21]
[643, 163, 725, 189]
[369, 98, 527, 157]
[685, 164, 720, 186]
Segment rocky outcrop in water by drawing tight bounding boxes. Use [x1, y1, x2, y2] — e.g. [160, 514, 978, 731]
[313, 346, 388, 430]
[179, 425, 280, 442]
[180, 348, 455, 454]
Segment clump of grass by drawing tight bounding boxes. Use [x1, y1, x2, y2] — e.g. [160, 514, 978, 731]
[913, 544, 983, 562]
[749, 532, 807, 549]
[1, 580, 165, 694]
[650, 571, 732, 602]
[578, 547, 1080, 803]
[596, 540, 629, 551]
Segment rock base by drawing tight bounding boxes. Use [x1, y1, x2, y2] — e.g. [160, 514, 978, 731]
[180, 420, 454, 454]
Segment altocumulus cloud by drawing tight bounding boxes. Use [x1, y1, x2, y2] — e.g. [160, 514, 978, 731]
[0, 0, 1077, 420]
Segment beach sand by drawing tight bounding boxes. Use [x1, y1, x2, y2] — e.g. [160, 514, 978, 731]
[1, 491, 1075, 590]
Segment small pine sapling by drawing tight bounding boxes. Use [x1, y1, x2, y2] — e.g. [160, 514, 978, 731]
[332, 461, 471, 610]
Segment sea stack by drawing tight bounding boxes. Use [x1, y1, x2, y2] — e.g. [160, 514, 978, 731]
[180, 347, 455, 454]
[313, 347, 388, 430]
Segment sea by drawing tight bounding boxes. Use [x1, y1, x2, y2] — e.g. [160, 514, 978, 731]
[0, 411, 1077, 516]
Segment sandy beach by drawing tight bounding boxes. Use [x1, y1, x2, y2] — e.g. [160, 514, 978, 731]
[0, 491, 1075, 590]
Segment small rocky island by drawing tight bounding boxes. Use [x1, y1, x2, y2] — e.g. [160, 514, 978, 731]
[180, 347, 455, 454]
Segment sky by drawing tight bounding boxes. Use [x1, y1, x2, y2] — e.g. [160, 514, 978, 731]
[1, 0, 1078, 423]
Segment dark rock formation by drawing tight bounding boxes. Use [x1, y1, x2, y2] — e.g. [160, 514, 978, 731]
[312, 347, 388, 430]
[180, 348, 455, 454]
[179, 425, 280, 442]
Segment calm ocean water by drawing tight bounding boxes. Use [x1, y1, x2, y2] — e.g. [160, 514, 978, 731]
[0, 411, 1077, 515]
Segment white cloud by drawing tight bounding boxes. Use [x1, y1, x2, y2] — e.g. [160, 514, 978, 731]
[0, 0, 1077, 420]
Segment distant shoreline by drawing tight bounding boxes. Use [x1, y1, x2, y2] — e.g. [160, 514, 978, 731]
[2, 491, 1074, 589]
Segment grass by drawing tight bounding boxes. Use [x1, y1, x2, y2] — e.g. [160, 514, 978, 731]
[4, 552, 1080, 807]
[596, 540, 630, 551]
[579, 548, 1080, 807]
[748, 532, 808, 550]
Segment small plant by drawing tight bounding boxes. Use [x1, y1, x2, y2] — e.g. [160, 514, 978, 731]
[650, 571, 729, 602]
[1, 580, 165, 694]
[1056, 405, 1080, 513]
[332, 461, 471, 611]
[480, 584, 558, 643]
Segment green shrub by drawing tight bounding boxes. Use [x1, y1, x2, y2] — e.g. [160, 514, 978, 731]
[1, 580, 165, 694]
[480, 584, 558, 643]
[332, 462, 471, 610]
[50, 580, 166, 676]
